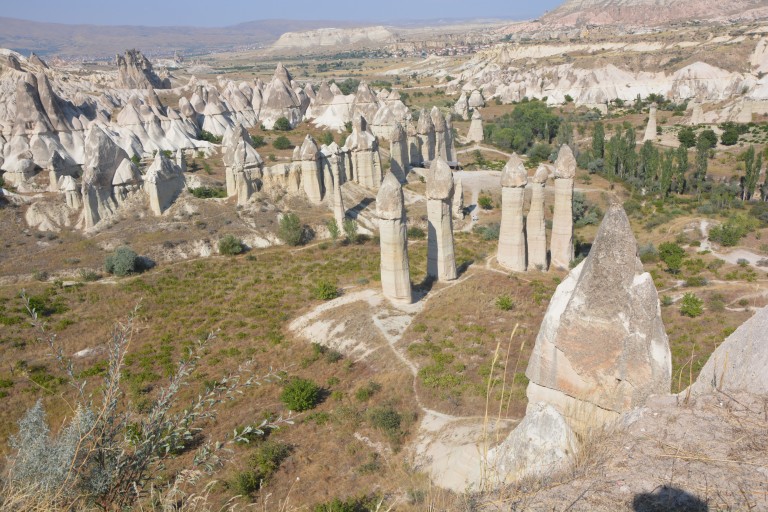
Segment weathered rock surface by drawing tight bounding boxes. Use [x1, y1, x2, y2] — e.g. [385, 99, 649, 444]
[144, 153, 185, 215]
[526, 203, 672, 434]
[81, 125, 132, 228]
[550, 145, 576, 270]
[376, 172, 412, 303]
[643, 103, 657, 142]
[260, 63, 303, 129]
[527, 164, 549, 271]
[299, 135, 323, 204]
[467, 109, 484, 143]
[426, 158, 457, 281]
[417, 109, 436, 164]
[497, 154, 528, 272]
[689, 305, 768, 396]
[389, 122, 409, 183]
[344, 116, 382, 190]
[116, 49, 169, 90]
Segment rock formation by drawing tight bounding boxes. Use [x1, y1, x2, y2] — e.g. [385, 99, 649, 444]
[526, 203, 672, 433]
[550, 145, 575, 270]
[299, 135, 323, 204]
[344, 116, 382, 190]
[376, 172, 412, 304]
[497, 154, 528, 272]
[643, 102, 657, 142]
[389, 122, 409, 183]
[426, 158, 457, 281]
[324, 143, 346, 229]
[231, 137, 264, 206]
[81, 125, 133, 229]
[144, 152, 185, 216]
[111, 158, 142, 204]
[58, 175, 81, 209]
[406, 120, 422, 166]
[454, 92, 470, 120]
[351, 82, 380, 122]
[431, 107, 451, 161]
[689, 101, 705, 125]
[468, 90, 485, 109]
[417, 109, 436, 164]
[116, 49, 169, 89]
[527, 165, 549, 271]
[260, 63, 303, 129]
[689, 305, 768, 396]
[452, 176, 464, 219]
[467, 109, 484, 144]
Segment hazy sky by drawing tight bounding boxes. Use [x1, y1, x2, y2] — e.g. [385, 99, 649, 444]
[2, 0, 563, 26]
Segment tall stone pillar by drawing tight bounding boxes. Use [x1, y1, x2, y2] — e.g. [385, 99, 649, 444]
[550, 145, 576, 270]
[467, 109, 484, 143]
[643, 102, 657, 142]
[417, 109, 435, 164]
[389, 122, 409, 183]
[299, 135, 323, 204]
[406, 120, 422, 166]
[497, 154, 528, 272]
[426, 158, 457, 281]
[527, 164, 549, 271]
[431, 106, 448, 161]
[452, 176, 464, 220]
[444, 113, 456, 162]
[326, 143, 346, 229]
[377, 172, 412, 303]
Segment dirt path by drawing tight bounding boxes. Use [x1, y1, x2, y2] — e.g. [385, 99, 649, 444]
[288, 269, 517, 492]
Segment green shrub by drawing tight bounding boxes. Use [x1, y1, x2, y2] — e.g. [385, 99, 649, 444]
[190, 186, 227, 199]
[311, 280, 339, 300]
[273, 135, 292, 150]
[280, 378, 320, 412]
[249, 441, 292, 484]
[638, 243, 659, 263]
[319, 132, 334, 145]
[680, 293, 704, 317]
[407, 227, 426, 239]
[278, 213, 303, 246]
[313, 495, 380, 512]
[495, 295, 514, 311]
[368, 406, 402, 440]
[231, 470, 260, 497]
[105, 246, 139, 277]
[199, 130, 223, 144]
[273, 117, 292, 131]
[473, 223, 500, 241]
[355, 381, 381, 401]
[251, 135, 266, 148]
[218, 235, 244, 256]
[478, 195, 493, 210]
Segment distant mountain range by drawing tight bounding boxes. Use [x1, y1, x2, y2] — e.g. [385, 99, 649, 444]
[0, 17, 364, 59]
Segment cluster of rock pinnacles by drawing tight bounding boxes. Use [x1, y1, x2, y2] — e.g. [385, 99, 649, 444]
[375, 144, 578, 305]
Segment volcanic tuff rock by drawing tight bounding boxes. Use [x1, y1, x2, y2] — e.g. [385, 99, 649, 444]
[689, 305, 768, 396]
[541, 0, 768, 27]
[497, 154, 528, 272]
[550, 145, 576, 269]
[426, 158, 457, 281]
[116, 49, 169, 90]
[259, 63, 303, 129]
[526, 203, 672, 433]
[377, 172, 412, 303]
[144, 152, 185, 216]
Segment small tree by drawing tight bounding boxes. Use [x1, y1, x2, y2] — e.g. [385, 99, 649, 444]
[105, 246, 139, 277]
[218, 234, 244, 256]
[278, 213, 303, 246]
[659, 242, 685, 274]
[311, 280, 339, 300]
[326, 218, 340, 243]
[680, 293, 704, 317]
[273, 117, 292, 131]
[677, 126, 696, 148]
[319, 131, 334, 145]
[478, 195, 493, 210]
[343, 219, 359, 244]
[273, 136, 292, 150]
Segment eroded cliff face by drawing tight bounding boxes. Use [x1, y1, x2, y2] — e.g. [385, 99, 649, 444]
[542, 0, 768, 27]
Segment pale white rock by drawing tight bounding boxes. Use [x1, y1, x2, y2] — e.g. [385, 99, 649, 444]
[452, 176, 464, 220]
[526, 203, 672, 435]
[376, 172, 412, 304]
[389, 122, 409, 183]
[498, 154, 528, 272]
[144, 153, 185, 215]
[527, 165, 549, 271]
[550, 145, 576, 269]
[344, 116, 382, 190]
[406, 120, 422, 166]
[417, 109, 435, 164]
[260, 63, 302, 129]
[488, 402, 577, 484]
[80, 125, 130, 228]
[298, 135, 323, 204]
[454, 92, 470, 120]
[468, 89, 485, 108]
[689, 305, 768, 396]
[58, 175, 81, 209]
[643, 103, 657, 142]
[426, 158, 457, 281]
[467, 109, 484, 143]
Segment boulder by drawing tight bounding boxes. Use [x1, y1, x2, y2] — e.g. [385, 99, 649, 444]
[526, 203, 672, 434]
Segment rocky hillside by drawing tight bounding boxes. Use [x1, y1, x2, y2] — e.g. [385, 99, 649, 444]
[542, 0, 768, 27]
[270, 26, 394, 52]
